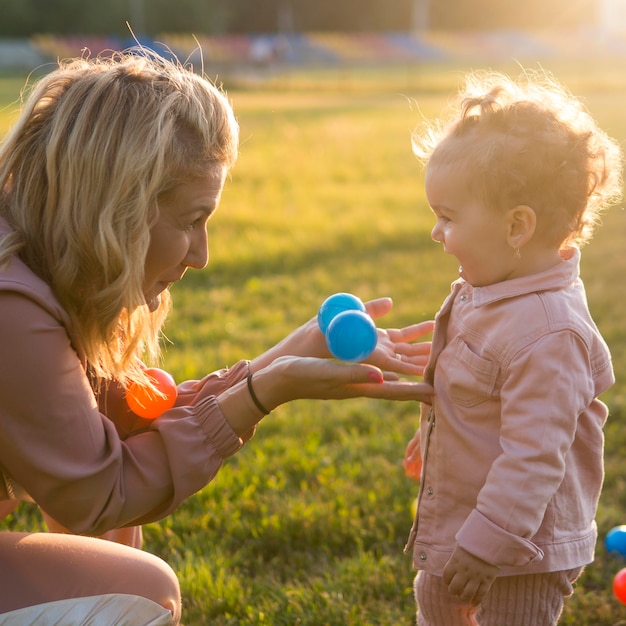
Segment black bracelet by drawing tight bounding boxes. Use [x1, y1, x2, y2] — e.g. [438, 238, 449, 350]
[246, 372, 270, 415]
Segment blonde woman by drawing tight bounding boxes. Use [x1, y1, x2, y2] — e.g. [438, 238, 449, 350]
[0, 53, 433, 625]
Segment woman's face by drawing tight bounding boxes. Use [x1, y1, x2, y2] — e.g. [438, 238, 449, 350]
[143, 166, 227, 311]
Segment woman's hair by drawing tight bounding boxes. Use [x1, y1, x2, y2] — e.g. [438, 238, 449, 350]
[412, 69, 623, 249]
[0, 51, 239, 385]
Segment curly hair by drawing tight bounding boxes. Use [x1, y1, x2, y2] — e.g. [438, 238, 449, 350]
[412, 69, 623, 249]
[0, 51, 239, 385]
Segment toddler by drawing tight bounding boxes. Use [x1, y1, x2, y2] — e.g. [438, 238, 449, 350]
[403, 69, 623, 625]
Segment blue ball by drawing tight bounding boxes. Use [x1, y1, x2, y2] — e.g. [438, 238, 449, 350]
[318, 292, 366, 334]
[606, 525, 626, 557]
[325, 310, 377, 362]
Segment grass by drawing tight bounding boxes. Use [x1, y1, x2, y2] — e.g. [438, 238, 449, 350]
[2, 59, 626, 624]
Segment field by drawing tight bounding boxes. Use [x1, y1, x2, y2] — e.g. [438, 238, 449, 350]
[2, 58, 626, 624]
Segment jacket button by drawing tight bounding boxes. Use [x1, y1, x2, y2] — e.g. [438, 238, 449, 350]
[427, 487, 433, 496]
[420, 552, 427, 561]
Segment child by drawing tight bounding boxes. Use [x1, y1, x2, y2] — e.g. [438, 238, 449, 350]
[403, 69, 623, 625]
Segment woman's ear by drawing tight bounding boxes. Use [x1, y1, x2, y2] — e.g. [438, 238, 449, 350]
[506, 205, 536, 250]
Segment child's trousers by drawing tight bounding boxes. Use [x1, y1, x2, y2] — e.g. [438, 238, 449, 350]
[415, 567, 583, 626]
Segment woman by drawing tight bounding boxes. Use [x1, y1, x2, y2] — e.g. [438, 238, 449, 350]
[0, 52, 433, 624]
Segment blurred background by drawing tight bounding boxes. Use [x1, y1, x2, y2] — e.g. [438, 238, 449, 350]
[1, 0, 625, 73]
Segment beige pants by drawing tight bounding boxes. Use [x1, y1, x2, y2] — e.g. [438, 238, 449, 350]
[415, 567, 583, 626]
[0, 594, 173, 625]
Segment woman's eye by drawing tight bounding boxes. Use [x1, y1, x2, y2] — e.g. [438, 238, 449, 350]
[186, 218, 202, 231]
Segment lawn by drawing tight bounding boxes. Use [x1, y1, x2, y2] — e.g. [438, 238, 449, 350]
[1, 58, 626, 624]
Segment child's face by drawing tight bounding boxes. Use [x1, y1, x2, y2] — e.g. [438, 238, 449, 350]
[425, 162, 518, 287]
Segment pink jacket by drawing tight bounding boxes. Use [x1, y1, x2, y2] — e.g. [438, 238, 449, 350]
[0, 217, 254, 535]
[405, 248, 614, 576]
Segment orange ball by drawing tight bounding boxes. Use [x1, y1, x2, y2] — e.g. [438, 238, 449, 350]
[126, 368, 177, 419]
[613, 568, 626, 604]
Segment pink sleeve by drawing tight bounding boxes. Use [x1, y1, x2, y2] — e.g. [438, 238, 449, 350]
[456, 509, 543, 567]
[0, 290, 247, 535]
[474, 332, 596, 537]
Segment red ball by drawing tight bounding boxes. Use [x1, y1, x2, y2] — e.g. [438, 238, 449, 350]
[126, 368, 177, 419]
[613, 568, 626, 604]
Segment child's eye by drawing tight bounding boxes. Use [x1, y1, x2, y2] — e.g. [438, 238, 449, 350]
[431, 207, 451, 224]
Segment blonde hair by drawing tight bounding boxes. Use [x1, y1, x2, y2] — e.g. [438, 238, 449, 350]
[412, 69, 623, 249]
[0, 51, 239, 386]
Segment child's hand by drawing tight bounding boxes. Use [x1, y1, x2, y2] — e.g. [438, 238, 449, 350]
[403, 430, 422, 480]
[442, 544, 500, 606]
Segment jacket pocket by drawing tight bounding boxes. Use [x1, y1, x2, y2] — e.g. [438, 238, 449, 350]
[447, 338, 498, 407]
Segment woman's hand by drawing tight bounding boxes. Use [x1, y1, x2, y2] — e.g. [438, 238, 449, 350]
[218, 354, 433, 438]
[362, 298, 433, 377]
[252, 355, 434, 410]
[224, 298, 434, 436]
[251, 297, 433, 377]
[366, 321, 434, 378]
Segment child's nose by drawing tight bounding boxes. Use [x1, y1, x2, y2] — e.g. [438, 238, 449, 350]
[431, 223, 443, 243]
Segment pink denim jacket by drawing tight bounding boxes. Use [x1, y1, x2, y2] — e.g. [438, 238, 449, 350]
[405, 248, 614, 577]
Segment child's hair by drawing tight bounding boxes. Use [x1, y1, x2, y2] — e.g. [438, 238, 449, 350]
[0, 51, 239, 385]
[412, 69, 623, 249]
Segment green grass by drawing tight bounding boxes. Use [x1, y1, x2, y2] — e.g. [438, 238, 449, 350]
[2, 60, 626, 624]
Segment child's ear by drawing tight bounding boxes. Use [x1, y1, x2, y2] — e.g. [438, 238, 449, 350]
[506, 205, 536, 249]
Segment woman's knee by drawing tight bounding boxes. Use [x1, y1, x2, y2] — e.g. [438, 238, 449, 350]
[132, 551, 181, 623]
[151, 560, 181, 622]
[0, 532, 181, 623]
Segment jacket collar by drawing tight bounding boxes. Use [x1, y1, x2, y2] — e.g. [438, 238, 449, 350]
[453, 247, 581, 308]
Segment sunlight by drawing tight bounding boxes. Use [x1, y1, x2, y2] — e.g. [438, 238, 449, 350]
[600, 0, 626, 32]
[411, 0, 604, 31]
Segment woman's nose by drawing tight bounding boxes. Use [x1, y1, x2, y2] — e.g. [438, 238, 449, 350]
[185, 230, 209, 270]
